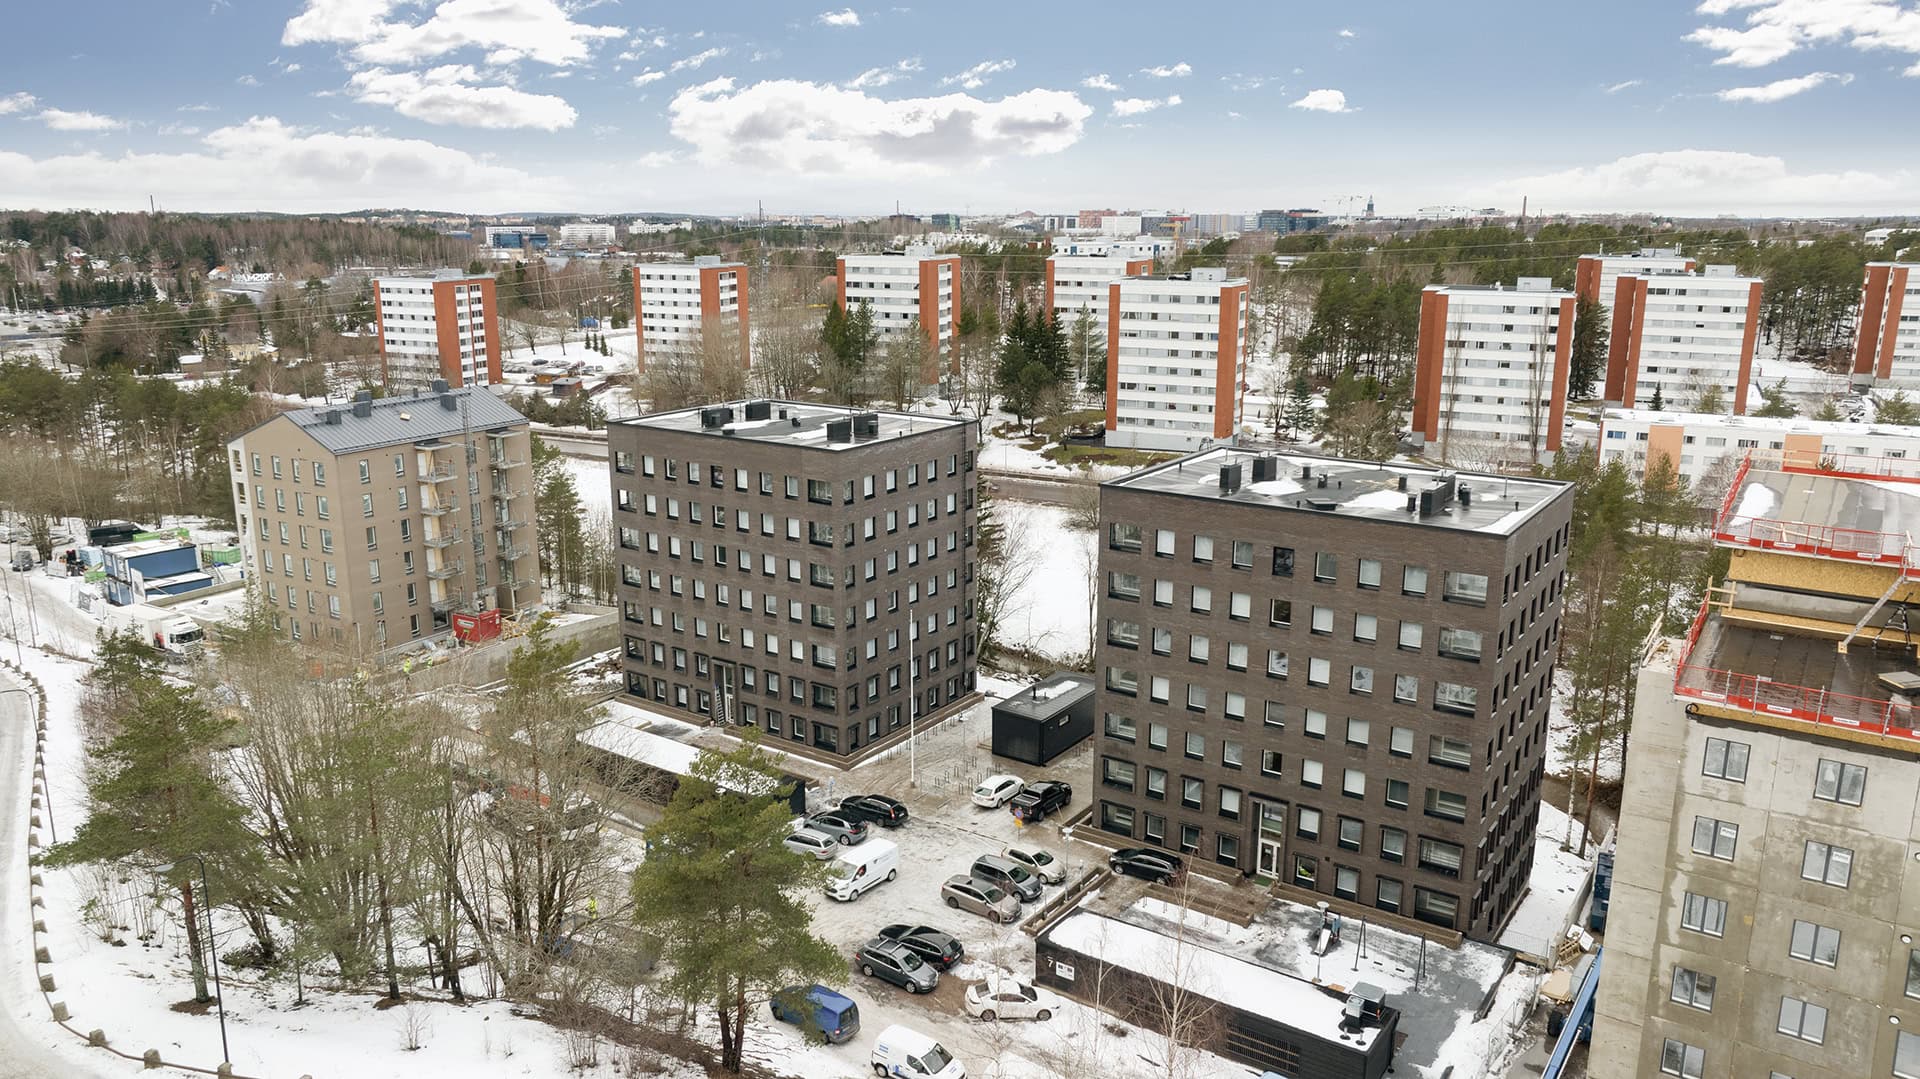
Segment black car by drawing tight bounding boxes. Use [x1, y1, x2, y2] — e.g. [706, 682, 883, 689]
[838, 794, 910, 828]
[1109, 847, 1184, 885]
[876, 923, 964, 970]
[1009, 781, 1072, 822]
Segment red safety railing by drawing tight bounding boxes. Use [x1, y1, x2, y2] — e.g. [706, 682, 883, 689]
[1712, 451, 1920, 577]
[1772, 448, 1920, 484]
[1673, 597, 1920, 744]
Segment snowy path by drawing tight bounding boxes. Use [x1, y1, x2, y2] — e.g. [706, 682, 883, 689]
[0, 674, 114, 1078]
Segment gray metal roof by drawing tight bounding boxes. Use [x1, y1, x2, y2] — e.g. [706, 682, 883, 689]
[276, 387, 528, 455]
[991, 672, 1095, 721]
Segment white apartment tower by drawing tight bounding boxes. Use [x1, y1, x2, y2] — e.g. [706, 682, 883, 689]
[557, 222, 617, 247]
[1852, 262, 1920, 389]
[837, 244, 961, 377]
[1103, 267, 1250, 453]
[372, 271, 500, 394]
[1411, 279, 1575, 464]
[1602, 266, 1764, 414]
[1597, 408, 1920, 487]
[630, 256, 750, 373]
[1045, 247, 1156, 327]
[1574, 247, 1697, 315]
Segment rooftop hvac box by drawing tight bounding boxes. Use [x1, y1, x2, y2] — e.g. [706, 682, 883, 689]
[990, 672, 1096, 766]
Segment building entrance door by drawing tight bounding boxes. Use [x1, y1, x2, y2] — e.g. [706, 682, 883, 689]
[1256, 800, 1287, 877]
[713, 661, 737, 725]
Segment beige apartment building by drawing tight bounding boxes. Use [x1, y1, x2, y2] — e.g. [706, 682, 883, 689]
[1592, 451, 1920, 1079]
[226, 383, 537, 650]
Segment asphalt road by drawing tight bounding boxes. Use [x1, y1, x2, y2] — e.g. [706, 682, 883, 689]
[0, 675, 108, 1078]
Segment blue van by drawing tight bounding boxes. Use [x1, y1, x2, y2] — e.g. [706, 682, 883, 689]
[769, 984, 860, 1044]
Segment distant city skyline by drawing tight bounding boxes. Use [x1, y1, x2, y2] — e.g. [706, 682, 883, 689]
[0, 1, 1916, 218]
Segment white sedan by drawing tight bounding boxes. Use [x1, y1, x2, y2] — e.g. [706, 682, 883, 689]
[971, 774, 1026, 809]
[964, 979, 1060, 1022]
[781, 829, 839, 860]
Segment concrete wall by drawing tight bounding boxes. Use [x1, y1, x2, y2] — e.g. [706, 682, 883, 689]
[380, 607, 618, 692]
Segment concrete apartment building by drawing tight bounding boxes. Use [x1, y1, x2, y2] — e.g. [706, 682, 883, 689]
[1105, 267, 1250, 454]
[837, 244, 961, 377]
[1044, 248, 1155, 327]
[607, 400, 979, 761]
[1591, 453, 1920, 1079]
[556, 222, 617, 247]
[1411, 279, 1575, 465]
[227, 383, 538, 650]
[631, 256, 750, 373]
[1853, 262, 1920, 390]
[1574, 247, 1697, 315]
[1090, 449, 1574, 940]
[1600, 265, 1764, 415]
[373, 271, 501, 394]
[1597, 407, 1920, 487]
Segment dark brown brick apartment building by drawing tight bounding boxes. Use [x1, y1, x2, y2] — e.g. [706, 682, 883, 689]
[1091, 449, 1573, 941]
[609, 400, 980, 761]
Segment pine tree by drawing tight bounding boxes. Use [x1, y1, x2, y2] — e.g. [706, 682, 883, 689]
[1878, 389, 1919, 425]
[1811, 399, 1843, 422]
[1283, 372, 1315, 441]
[629, 735, 841, 1073]
[1649, 384, 1665, 411]
[1754, 378, 1797, 418]
[1568, 295, 1608, 400]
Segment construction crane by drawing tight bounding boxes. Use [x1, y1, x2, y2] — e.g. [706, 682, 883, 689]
[1168, 215, 1191, 261]
[1327, 194, 1367, 219]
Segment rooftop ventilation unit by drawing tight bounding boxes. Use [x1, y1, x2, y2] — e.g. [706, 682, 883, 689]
[743, 400, 773, 421]
[351, 398, 372, 419]
[1251, 455, 1277, 483]
[853, 412, 881, 439]
[323, 409, 343, 425]
[439, 393, 458, 411]
[826, 418, 854, 443]
[1218, 462, 1243, 494]
[430, 378, 450, 394]
[699, 406, 735, 429]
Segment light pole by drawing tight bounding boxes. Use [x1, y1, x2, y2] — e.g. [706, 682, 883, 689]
[154, 854, 229, 1066]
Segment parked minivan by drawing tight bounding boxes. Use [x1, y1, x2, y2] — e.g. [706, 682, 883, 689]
[970, 854, 1042, 903]
[826, 837, 899, 901]
[870, 1024, 966, 1079]
[769, 983, 860, 1044]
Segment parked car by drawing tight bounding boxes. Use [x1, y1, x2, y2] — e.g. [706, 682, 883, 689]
[941, 875, 1021, 924]
[964, 978, 1060, 1022]
[855, 938, 939, 994]
[969, 854, 1042, 903]
[875, 923, 964, 970]
[803, 811, 869, 845]
[972, 774, 1025, 809]
[871, 1025, 965, 1079]
[1009, 781, 1072, 822]
[837, 793, 910, 828]
[1002, 846, 1066, 886]
[1109, 847, 1184, 885]
[782, 829, 839, 860]
[825, 838, 899, 901]
[768, 984, 860, 1044]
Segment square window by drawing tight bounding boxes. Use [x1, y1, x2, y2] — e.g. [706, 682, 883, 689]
[1390, 727, 1414, 757]
[1346, 718, 1370, 746]
[1342, 769, 1365, 798]
[1358, 558, 1381, 589]
[1185, 732, 1205, 759]
[1702, 737, 1749, 782]
[1376, 877, 1402, 913]
[1398, 621, 1423, 650]
[1394, 674, 1418, 703]
[1776, 996, 1826, 1044]
[1801, 840, 1852, 887]
[1260, 750, 1283, 777]
[1386, 778, 1409, 808]
[1350, 665, 1374, 694]
[1301, 759, 1323, 788]
[1659, 1039, 1703, 1079]
[1192, 535, 1214, 562]
[1670, 966, 1715, 1011]
[1691, 817, 1738, 860]
[1380, 827, 1405, 863]
[1898, 1032, 1920, 1079]
[1304, 709, 1327, 738]
[1314, 552, 1336, 581]
[1789, 919, 1840, 967]
[1296, 806, 1320, 840]
[1232, 540, 1253, 568]
[1355, 613, 1377, 642]
[1270, 599, 1293, 626]
[1402, 566, 1428, 595]
[1680, 892, 1726, 937]
[1338, 816, 1362, 851]
[1273, 546, 1295, 577]
[1813, 759, 1866, 805]
[1311, 606, 1334, 634]
[1308, 657, 1331, 686]
[1191, 586, 1212, 613]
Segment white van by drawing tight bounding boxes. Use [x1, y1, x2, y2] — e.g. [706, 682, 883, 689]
[825, 837, 898, 902]
[870, 1024, 965, 1079]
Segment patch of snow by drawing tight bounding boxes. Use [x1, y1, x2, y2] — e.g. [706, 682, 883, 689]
[1497, 800, 1595, 959]
[1245, 477, 1304, 497]
[995, 501, 1095, 660]
[1727, 481, 1776, 527]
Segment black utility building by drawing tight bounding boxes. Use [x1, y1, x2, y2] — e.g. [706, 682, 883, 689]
[991, 672, 1095, 765]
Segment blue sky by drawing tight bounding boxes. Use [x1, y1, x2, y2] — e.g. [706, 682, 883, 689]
[0, 0, 1915, 217]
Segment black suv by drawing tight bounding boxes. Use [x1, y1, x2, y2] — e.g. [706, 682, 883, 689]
[1109, 847, 1184, 885]
[1009, 781, 1072, 822]
[875, 923, 964, 970]
[837, 794, 910, 828]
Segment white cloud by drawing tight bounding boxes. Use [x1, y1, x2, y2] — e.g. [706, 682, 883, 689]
[1140, 62, 1191, 78]
[847, 58, 921, 90]
[178, 103, 216, 113]
[1604, 78, 1643, 93]
[284, 62, 303, 73]
[1685, 1, 1920, 69]
[1111, 94, 1181, 117]
[282, 0, 624, 68]
[667, 78, 1091, 175]
[157, 122, 202, 136]
[616, 36, 667, 61]
[1081, 73, 1120, 91]
[348, 65, 577, 129]
[1495, 148, 1906, 213]
[1221, 72, 1269, 91]
[940, 59, 1014, 89]
[669, 47, 727, 73]
[1338, 28, 1355, 37]
[816, 7, 860, 26]
[1716, 70, 1851, 102]
[0, 92, 36, 115]
[636, 150, 680, 167]
[237, 74, 261, 87]
[632, 70, 666, 86]
[37, 108, 125, 132]
[1289, 88, 1350, 112]
[0, 116, 562, 213]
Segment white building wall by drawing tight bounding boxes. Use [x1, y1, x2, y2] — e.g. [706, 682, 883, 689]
[840, 251, 954, 340]
[558, 223, 617, 246]
[1108, 274, 1247, 453]
[635, 261, 744, 360]
[1585, 249, 1694, 313]
[375, 275, 492, 391]
[1596, 408, 1920, 486]
[1627, 270, 1760, 411]
[1428, 286, 1567, 453]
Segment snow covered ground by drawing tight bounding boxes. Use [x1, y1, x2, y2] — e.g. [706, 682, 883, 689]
[1497, 801, 1596, 960]
[564, 455, 611, 520]
[993, 501, 1095, 661]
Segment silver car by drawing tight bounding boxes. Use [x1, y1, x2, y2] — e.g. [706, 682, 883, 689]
[1002, 846, 1066, 886]
[941, 875, 1021, 924]
[782, 829, 839, 860]
[804, 811, 870, 846]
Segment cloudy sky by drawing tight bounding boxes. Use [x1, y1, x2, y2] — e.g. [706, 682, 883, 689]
[1, 0, 1915, 217]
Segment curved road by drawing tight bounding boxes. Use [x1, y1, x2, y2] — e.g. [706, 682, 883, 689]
[0, 674, 110, 1078]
